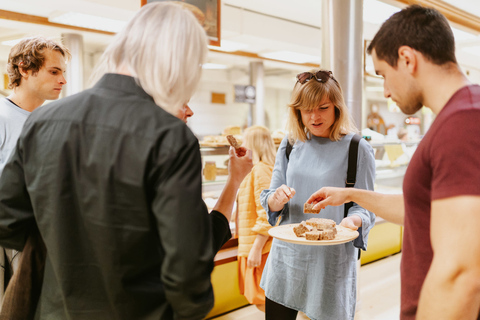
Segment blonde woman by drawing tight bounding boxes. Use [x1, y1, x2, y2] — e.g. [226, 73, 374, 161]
[260, 70, 376, 320]
[237, 125, 276, 311]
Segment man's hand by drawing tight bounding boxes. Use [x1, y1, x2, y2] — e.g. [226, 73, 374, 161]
[308, 187, 405, 225]
[268, 184, 296, 212]
[307, 187, 351, 211]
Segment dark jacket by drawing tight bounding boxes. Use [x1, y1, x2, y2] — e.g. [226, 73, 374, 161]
[0, 74, 230, 319]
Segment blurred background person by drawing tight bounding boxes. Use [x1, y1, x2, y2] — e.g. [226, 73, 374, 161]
[236, 125, 276, 312]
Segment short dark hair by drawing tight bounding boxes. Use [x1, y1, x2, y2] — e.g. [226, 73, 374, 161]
[7, 36, 71, 89]
[367, 5, 456, 67]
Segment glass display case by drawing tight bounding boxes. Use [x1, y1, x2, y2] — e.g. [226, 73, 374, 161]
[200, 145, 237, 235]
[372, 140, 419, 191]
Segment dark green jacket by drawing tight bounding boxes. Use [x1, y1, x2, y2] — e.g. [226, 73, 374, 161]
[0, 74, 231, 319]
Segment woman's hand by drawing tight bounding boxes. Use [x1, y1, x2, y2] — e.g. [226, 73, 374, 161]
[340, 215, 362, 230]
[268, 184, 296, 212]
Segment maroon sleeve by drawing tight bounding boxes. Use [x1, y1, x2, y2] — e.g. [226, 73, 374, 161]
[430, 109, 480, 200]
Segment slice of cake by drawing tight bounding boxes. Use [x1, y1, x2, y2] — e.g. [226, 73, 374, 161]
[226, 134, 241, 149]
[293, 221, 313, 237]
[319, 228, 336, 240]
[305, 230, 321, 240]
[305, 218, 336, 230]
[303, 202, 320, 214]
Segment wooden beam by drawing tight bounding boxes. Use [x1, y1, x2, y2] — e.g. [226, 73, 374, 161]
[395, 0, 480, 33]
[0, 9, 115, 36]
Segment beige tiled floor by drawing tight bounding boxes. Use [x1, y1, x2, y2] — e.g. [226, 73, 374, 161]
[211, 253, 402, 320]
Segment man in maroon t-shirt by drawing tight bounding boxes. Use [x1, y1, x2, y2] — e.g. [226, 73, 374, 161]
[306, 5, 480, 320]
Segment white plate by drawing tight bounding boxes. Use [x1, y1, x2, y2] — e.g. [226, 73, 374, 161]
[269, 224, 359, 246]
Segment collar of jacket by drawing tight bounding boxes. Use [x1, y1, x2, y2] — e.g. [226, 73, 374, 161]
[95, 73, 155, 102]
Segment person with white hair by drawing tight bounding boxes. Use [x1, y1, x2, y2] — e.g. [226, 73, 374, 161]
[0, 2, 252, 319]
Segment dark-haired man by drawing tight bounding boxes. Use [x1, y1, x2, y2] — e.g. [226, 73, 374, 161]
[0, 36, 70, 303]
[307, 5, 480, 320]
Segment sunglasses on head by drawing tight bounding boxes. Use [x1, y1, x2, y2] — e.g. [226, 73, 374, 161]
[296, 70, 336, 84]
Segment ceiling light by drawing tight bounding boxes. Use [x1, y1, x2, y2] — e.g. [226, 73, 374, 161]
[259, 51, 320, 64]
[48, 12, 127, 33]
[202, 63, 228, 69]
[208, 40, 249, 52]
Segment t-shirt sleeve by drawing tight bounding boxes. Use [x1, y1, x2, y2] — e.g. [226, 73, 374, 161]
[430, 109, 480, 200]
[210, 210, 232, 253]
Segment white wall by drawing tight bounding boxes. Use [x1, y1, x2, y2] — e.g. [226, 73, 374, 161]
[188, 67, 294, 138]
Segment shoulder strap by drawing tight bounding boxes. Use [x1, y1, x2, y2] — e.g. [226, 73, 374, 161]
[286, 139, 293, 161]
[344, 134, 361, 218]
[345, 134, 361, 188]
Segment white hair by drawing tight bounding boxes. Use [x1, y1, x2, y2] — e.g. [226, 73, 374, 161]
[90, 1, 208, 115]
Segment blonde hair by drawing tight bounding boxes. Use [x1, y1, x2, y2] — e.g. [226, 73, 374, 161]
[7, 36, 71, 89]
[90, 2, 207, 115]
[242, 126, 276, 166]
[286, 69, 358, 143]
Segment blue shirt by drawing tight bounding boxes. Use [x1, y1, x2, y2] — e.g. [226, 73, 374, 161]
[0, 98, 30, 174]
[260, 134, 376, 320]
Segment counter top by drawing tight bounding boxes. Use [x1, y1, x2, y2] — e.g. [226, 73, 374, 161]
[214, 237, 238, 266]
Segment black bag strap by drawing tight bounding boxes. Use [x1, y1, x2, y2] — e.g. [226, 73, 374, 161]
[344, 134, 363, 260]
[344, 134, 361, 218]
[286, 139, 293, 161]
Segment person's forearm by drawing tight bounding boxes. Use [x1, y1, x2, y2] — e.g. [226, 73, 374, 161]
[252, 233, 269, 251]
[417, 261, 480, 319]
[346, 189, 404, 225]
[212, 177, 241, 221]
[267, 195, 284, 212]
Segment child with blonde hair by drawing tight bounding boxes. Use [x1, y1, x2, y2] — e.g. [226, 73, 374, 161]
[237, 125, 276, 311]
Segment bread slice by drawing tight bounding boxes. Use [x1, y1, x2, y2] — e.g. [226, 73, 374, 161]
[305, 230, 321, 240]
[304, 202, 320, 214]
[293, 221, 313, 237]
[305, 218, 336, 230]
[319, 228, 336, 240]
[226, 134, 241, 149]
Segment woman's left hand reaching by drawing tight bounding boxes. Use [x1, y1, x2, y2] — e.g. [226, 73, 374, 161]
[339, 215, 362, 231]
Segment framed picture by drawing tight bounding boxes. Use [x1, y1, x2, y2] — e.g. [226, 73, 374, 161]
[141, 0, 221, 46]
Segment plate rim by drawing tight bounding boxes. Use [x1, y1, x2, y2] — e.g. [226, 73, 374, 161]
[268, 223, 359, 246]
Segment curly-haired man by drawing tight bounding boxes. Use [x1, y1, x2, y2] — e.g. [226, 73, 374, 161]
[0, 36, 70, 303]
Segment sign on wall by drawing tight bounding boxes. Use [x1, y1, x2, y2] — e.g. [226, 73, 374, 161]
[141, 0, 221, 46]
[234, 85, 256, 104]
